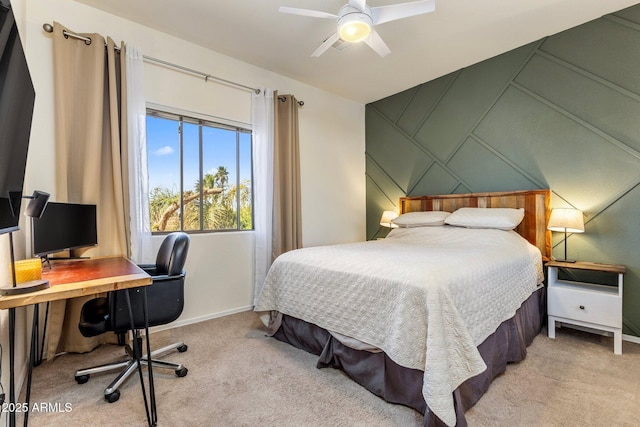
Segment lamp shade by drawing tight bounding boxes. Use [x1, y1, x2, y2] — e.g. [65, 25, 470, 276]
[380, 210, 399, 228]
[547, 208, 584, 233]
[24, 190, 50, 219]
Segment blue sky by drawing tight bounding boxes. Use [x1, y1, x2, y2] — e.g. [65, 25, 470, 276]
[146, 116, 252, 194]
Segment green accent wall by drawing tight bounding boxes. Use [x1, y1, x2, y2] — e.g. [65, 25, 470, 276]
[366, 5, 640, 336]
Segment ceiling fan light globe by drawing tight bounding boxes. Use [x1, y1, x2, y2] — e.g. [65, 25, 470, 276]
[338, 13, 372, 43]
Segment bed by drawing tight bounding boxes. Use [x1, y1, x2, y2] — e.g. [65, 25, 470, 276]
[254, 189, 551, 426]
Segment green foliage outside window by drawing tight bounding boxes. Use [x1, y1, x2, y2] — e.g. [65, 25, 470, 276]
[147, 110, 253, 233]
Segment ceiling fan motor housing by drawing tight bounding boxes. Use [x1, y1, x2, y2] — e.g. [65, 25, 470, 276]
[338, 5, 373, 42]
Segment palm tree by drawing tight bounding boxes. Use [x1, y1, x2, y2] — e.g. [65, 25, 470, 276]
[149, 165, 250, 232]
[153, 187, 222, 231]
[213, 166, 229, 190]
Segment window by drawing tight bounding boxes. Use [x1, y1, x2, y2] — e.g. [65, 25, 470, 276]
[146, 108, 253, 233]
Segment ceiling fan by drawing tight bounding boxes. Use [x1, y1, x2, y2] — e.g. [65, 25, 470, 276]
[279, 0, 436, 58]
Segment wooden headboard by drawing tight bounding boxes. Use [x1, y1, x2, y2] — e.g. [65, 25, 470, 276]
[399, 189, 551, 260]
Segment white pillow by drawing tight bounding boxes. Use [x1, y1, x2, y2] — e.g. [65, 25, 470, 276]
[444, 207, 525, 230]
[392, 211, 451, 227]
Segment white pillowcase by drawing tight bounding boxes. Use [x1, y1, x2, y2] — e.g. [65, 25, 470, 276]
[392, 211, 451, 227]
[444, 207, 525, 230]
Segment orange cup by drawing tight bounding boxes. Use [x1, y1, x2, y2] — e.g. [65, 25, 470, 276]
[13, 258, 43, 284]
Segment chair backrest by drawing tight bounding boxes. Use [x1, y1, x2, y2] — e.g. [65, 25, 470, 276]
[156, 232, 190, 276]
[111, 232, 190, 331]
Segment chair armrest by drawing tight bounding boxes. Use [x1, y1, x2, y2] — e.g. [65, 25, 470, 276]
[147, 272, 186, 282]
[138, 264, 185, 281]
[138, 264, 158, 274]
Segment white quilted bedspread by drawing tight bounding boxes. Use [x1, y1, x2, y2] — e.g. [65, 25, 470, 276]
[255, 226, 543, 426]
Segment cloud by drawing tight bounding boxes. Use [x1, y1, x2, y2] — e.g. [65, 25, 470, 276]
[154, 146, 174, 156]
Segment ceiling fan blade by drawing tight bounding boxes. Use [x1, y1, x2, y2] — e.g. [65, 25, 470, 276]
[279, 6, 337, 19]
[364, 29, 391, 58]
[371, 0, 435, 25]
[311, 32, 341, 57]
[348, 0, 367, 12]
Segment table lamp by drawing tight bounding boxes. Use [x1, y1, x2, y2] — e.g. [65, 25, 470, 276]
[547, 208, 584, 262]
[380, 210, 399, 229]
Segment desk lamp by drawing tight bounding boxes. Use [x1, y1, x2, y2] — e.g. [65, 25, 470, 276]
[0, 190, 50, 296]
[547, 208, 584, 263]
[24, 190, 50, 218]
[0, 190, 49, 426]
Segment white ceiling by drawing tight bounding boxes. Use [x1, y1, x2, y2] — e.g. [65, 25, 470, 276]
[73, 0, 639, 104]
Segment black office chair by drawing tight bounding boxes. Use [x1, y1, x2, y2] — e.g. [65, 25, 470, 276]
[74, 232, 190, 403]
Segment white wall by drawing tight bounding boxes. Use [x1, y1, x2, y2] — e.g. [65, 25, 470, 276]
[1, 0, 366, 406]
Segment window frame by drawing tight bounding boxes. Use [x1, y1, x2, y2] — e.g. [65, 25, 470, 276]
[146, 106, 254, 235]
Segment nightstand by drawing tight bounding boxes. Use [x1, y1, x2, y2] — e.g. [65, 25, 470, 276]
[546, 261, 626, 355]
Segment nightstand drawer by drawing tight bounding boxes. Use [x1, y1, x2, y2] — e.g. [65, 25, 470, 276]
[548, 286, 621, 328]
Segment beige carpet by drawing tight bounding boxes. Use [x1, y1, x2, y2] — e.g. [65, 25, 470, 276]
[18, 311, 640, 426]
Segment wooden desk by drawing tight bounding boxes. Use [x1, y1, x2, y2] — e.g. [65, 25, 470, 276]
[0, 257, 151, 309]
[0, 257, 155, 427]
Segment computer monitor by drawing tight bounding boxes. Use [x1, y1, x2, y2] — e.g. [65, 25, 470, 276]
[32, 202, 97, 258]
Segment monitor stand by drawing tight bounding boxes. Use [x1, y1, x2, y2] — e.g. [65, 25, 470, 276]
[41, 254, 90, 269]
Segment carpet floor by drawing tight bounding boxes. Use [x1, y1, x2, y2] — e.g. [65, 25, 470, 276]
[16, 310, 640, 426]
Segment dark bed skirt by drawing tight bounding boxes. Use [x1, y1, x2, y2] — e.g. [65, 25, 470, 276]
[273, 287, 545, 427]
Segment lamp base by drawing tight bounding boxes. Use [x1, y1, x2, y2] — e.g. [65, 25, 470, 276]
[553, 259, 577, 263]
[0, 280, 49, 296]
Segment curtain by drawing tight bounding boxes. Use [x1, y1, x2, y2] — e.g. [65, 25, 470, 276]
[124, 45, 152, 264]
[272, 93, 302, 258]
[251, 88, 274, 306]
[251, 91, 302, 306]
[47, 22, 130, 356]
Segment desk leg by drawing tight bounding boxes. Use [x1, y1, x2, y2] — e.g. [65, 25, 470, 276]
[6, 305, 37, 427]
[22, 304, 39, 426]
[8, 307, 16, 427]
[142, 287, 157, 426]
[36, 302, 50, 367]
[123, 289, 157, 427]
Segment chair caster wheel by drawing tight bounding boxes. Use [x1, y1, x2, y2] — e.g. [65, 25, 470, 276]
[105, 390, 120, 403]
[75, 375, 90, 384]
[177, 344, 188, 352]
[175, 367, 188, 377]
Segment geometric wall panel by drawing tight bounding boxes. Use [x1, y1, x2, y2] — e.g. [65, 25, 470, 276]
[366, 174, 397, 240]
[372, 86, 419, 124]
[475, 87, 640, 211]
[515, 54, 640, 153]
[366, 157, 406, 208]
[616, 3, 640, 24]
[396, 74, 455, 135]
[447, 137, 538, 192]
[366, 107, 433, 192]
[409, 163, 459, 197]
[412, 42, 537, 163]
[366, 4, 640, 335]
[540, 18, 640, 95]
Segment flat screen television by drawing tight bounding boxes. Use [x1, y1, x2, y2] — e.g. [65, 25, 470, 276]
[32, 202, 98, 258]
[0, 0, 36, 235]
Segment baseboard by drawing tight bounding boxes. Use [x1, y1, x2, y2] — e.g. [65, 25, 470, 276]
[622, 333, 640, 345]
[148, 305, 254, 334]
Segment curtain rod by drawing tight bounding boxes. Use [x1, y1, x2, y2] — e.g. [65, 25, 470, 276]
[142, 54, 260, 95]
[278, 95, 304, 107]
[42, 23, 262, 95]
